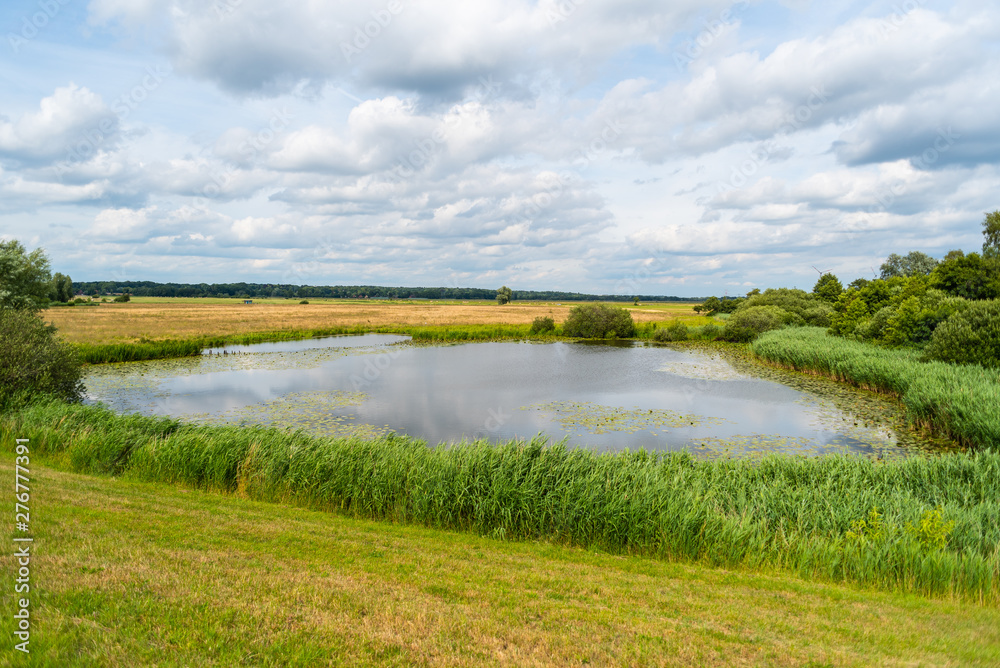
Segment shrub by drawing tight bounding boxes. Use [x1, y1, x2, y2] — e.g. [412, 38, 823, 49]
[562, 304, 636, 339]
[113, 293, 130, 303]
[529, 316, 555, 334]
[697, 323, 722, 340]
[652, 321, 688, 342]
[742, 288, 828, 324]
[923, 299, 1000, 368]
[722, 305, 795, 342]
[299, 300, 309, 304]
[0, 308, 84, 409]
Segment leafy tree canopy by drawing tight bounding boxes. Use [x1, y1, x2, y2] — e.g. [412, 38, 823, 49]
[879, 251, 938, 279]
[0, 240, 52, 310]
[983, 210, 1000, 260]
[812, 273, 843, 303]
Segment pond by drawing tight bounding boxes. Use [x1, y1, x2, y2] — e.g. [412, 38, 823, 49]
[83, 334, 953, 460]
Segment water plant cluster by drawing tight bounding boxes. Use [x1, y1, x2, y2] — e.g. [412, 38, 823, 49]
[4, 398, 998, 604]
[752, 327, 1000, 450]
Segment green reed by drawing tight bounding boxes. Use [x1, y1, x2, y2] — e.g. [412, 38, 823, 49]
[752, 327, 1000, 450]
[5, 398, 998, 604]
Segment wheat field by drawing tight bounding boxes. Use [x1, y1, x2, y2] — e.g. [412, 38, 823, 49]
[45, 298, 704, 344]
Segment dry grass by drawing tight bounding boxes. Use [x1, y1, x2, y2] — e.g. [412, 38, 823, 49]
[44, 298, 706, 345]
[3, 460, 999, 666]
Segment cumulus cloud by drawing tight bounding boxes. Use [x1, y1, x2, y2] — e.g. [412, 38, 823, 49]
[0, 85, 118, 166]
[87, 0, 735, 96]
[1, 1, 996, 295]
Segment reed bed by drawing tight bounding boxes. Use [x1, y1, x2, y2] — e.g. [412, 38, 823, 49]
[752, 328, 1000, 450]
[5, 398, 999, 604]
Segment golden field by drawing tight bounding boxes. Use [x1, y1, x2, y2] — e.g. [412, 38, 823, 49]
[44, 298, 709, 345]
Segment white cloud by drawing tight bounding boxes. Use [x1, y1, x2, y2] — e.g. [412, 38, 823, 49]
[0, 84, 118, 165]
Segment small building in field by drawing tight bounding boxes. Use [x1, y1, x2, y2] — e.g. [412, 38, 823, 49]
[243, 299, 253, 304]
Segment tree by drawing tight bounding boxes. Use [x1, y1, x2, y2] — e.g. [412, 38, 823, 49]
[496, 286, 513, 305]
[879, 251, 938, 279]
[812, 273, 843, 303]
[562, 304, 636, 338]
[983, 210, 1000, 260]
[0, 240, 52, 310]
[930, 252, 1000, 300]
[0, 308, 84, 409]
[50, 272, 73, 303]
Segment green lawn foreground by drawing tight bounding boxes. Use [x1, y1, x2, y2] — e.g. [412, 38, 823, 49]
[2, 462, 999, 667]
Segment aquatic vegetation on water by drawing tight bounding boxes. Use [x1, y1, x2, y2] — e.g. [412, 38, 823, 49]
[525, 401, 727, 435]
[658, 355, 748, 382]
[751, 327, 1000, 449]
[190, 389, 392, 440]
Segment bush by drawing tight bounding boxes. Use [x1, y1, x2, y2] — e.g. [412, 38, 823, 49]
[529, 316, 555, 334]
[722, 305, 796, 342]
[299, 300, 309, 304]
[562, 304, 636, 339]
[652, 321, 688, 342]
[923, 299, 1000, 368]
[697, 323, 722, 340]
[0, 308, 84, 409]
[113, 293, 130, 303]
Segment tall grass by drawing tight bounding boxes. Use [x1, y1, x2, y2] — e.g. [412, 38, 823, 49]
[752, 328, 1000, 450]
[5, 398, 999, 604]
[74, 324, 562, 363]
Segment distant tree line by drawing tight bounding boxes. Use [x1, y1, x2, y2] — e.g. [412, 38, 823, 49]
[70, 280, 701, 303]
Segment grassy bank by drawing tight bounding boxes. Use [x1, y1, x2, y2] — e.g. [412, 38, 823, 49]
[5, 399, 999, 604]
[752, 327, 1000, 450]
[5, 462, 1000, 666]
[72, 324, 555, 363]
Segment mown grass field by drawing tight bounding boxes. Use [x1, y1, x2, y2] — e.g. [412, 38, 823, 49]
[4, 459, 1000, 667]
[44, 298, 708, 346]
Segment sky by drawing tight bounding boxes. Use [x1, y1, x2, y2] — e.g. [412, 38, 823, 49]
[0, 0, 997, 297]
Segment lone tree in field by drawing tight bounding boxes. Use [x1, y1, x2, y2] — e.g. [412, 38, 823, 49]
[496, 285, 513, 305]
[0, 239, 52, 310]
[562, 303, 636, 338]
[50, 272, 73, 303]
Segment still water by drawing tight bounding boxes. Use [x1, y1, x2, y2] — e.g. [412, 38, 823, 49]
[84, 334, 943, 459]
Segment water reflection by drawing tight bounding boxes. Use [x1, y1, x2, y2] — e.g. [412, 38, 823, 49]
[85, 336, 943, 459]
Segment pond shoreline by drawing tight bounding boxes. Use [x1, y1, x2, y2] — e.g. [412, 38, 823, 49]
[3, 397, 998, 605]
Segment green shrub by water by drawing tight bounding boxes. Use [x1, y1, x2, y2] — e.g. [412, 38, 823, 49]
[752, 327, 1000, 449]
[0, 308, 83, 408]
[563, 304, 637, 339]
[5, 398, 999, 603]
[923, 299, 1000, 368]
